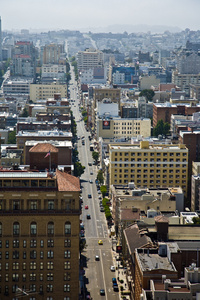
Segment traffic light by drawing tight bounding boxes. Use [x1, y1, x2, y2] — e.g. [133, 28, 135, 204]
[116, 245, 122, 253]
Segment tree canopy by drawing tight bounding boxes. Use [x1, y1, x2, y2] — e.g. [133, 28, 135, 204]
[74, 162, 85, 177]
[139, 89, 155, 101]
[97, 170, 104, 185]
[153, 119, 170, 137]
[8, 130, 16, 144]
[92, 151, 99, 163]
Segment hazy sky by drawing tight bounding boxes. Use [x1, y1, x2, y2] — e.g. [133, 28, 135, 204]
[1, 0, 200, 32]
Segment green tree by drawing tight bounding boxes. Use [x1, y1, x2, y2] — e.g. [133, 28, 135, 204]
[8, 130, 16, 144]
[192, 217, 200, 225]
[74, 162, 85, 177]
[97, 170, 104, 185]
[100, 185, 107, 197]
[20, 107, 29, 117]
[139, 89, 155, 101]
[92, 151, 99, 163]
[153, 119, 170, 137]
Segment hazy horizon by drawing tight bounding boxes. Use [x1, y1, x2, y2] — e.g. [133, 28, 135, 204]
[1, 0, 200, 33]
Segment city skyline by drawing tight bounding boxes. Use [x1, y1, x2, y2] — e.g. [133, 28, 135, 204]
[1, 0, 200, 33]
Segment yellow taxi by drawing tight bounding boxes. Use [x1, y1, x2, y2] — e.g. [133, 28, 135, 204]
[98, 240, 103, 245]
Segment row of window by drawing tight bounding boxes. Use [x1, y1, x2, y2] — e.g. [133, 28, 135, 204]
[114, 168, 187, 173]
[114, 152, 187, 157]
[2, 284, 71, 295]
[0, 222, 71, 237]
[0, 239, 71, 248]
[0, 199, 75, 211]
[1, 261, 70, 270]
[2, 272, 71, 282]
[0, 249, 71, 260]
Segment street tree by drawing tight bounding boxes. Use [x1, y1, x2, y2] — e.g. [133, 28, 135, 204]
[74, 162, 85, 177]
[97, 170, 104, 185]
[92, 151, 99, 163]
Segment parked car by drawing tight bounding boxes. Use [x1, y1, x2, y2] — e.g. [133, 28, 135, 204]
[87, 214, 91, 219]
[100, 289, 105, 296]
[110, 265, 115, 272]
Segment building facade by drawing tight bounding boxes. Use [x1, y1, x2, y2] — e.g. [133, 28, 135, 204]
[109, 141, 188, 195]
[0, 169, 80, 299]
[29, 83, 67, 101]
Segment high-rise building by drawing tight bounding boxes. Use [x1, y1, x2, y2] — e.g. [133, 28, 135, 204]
[0, 169, 80, 299]
[77, 49, 104, 71]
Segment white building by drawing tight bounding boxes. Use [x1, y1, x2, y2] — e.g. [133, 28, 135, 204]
[77, 49, 104, 71]
[41, 64, 66, 79]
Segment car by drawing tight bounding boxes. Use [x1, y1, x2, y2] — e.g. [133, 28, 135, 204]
[100, 207, 104, 212]
[98, 190, 101, 194]
[89, 180, 93, 184]
[90, 171, 93, 175]
[112, 278, 117, 284]
[98, 195, 102, 199]
[110, 265, 115, 272]
[98, 240, 103, 245]
[80, 232, 85, 237]
[88, 162, 92, 166]
[100, 289, 105, 296]
[86, 214, 91, 219]
[95, 255, 100, 261]
[113, 284, 119, 292]
[85, 205, 88, 209]
[88, 194, 92, 198]
[99, 201, 102, 206]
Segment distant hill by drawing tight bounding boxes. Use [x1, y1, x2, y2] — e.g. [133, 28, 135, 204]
[79, 24, 182, 34]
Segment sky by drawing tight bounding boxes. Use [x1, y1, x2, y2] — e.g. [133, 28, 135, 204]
[1, 0, 200, 33]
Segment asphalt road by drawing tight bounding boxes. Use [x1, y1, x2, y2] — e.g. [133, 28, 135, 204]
[69, 68, 119, 300]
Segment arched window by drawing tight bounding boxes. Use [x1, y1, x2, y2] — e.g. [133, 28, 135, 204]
[47, 222, 54, 236]
[30, 222, 37, 236]
[13, 222, 20, 236]
[65, 222, 71, 235]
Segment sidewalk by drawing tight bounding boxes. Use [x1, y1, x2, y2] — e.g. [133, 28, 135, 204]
[111, 240, 131, 300]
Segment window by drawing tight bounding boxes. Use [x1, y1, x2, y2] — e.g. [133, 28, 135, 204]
[47, 273, 53, 281]
[64, 273, 71, 281]
[22, 273, 26, 281]
[13, 263, 19, 270]
[40, 251, 44, 259]
[30, 222, 37, 236]
[47, 240, 54, 248]
[30, 250, 36, 259]
[5, 251, 9, 259]
[64, 251, 71, 259]
[30, 262, 36, 270]
[23, 262, 26, 270]
[40, 240, 44, 248]
[47, 251, 54, 259]
[23, 240, 26, 248]
[30, 200, 37, 210]
[47, 284, 53, 292]
[30, 240, 37, 248]
[64, 262, 70, 270]
[47, 262, 53, 270]
[64, 284, 70, 292]
[48, 200, 54, 210]
[64, 240, 71, 247]
[23, 251, 26, 259]
[30, 273, 36, 281]
[0, 223, 2, 236]
[13, 250, 19, 259]
[40, 262, 44, 270]
[12, 273, 19, 282]
[13, 222, 20, 236]
[48, 222, 54, 236]
[40, 274, 43, 281]
[65, 222, 71, 235]
[13, 240, 19, 248]
[13, 200, 20, 210]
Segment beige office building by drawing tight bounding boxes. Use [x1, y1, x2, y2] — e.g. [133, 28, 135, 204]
[30, 83, 67, 101]
[97, 118, 151, 139]
[109, 141, 188, 195]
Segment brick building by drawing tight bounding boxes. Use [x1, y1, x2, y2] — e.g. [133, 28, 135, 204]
[0, 169, 80, 299]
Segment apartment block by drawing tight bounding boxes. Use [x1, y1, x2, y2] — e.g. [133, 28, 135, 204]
[96, 117, 151, 139]
[109, 141, 188, 195]
[29, 83, 67, 101]
[172, 71, 200, 96]
[77, 49, 104, 71]
[0, 169, 80, 299]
